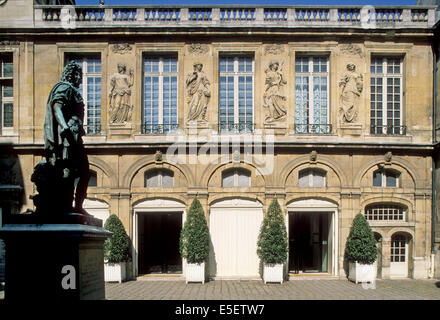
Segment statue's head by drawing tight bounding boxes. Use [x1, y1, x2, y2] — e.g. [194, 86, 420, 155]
[193, 62, 203, 71]
[347, 63, 356, 71]
[62, 61, 82, 88]
[117, 63, 126, 73]
[269, 61, 279, 71]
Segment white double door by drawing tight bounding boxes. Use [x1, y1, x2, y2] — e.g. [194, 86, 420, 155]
[209, 199, 263, 278]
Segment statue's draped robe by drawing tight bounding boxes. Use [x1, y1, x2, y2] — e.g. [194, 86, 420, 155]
[187, 71, 210, 121]
[263, 70, 287, 121]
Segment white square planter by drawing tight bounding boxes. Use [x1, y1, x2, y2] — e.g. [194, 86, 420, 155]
[104, 262, 127, 283]
[348, 261, 377, 284]
[263, 264, 284, 284]
[186, 262, 205, 284]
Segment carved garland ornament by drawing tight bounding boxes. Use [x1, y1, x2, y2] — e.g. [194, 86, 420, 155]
[188, 43, 209, 56]
[340, 44, 364, 58]
[111, 43, 132, 55]
[264, 44, 285, 56]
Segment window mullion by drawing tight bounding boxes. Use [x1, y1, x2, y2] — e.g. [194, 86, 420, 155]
[159, 59, 164, 130]
[383, 59, 388, 134]
[308, 58, 314, 127]
[234, 58, 239, 125]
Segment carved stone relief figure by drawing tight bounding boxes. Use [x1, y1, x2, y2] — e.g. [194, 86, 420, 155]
[263, 61, 287, 123]
[339, 63, 363, 123]
[109, 63, 134, 124]
[186, 62, 211, 122]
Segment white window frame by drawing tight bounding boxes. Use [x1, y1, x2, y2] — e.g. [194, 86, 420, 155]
[370, 56, 404, 135]
[222, 168, 251, 188]
[145, 169, 174, 188]
[391, 234, 407, 262]
[219, 55, 254, 132]
[365, 204, 406, 221]
[143, 56, 178, 133]
[298, 168, 326, 187]
[0, 53, 13, 135]
[373, 169, 400, 188]
[294, 55, 329, 133]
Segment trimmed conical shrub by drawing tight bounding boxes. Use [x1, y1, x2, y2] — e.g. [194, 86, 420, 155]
[104, 214, 131, 263]
[345, 213, 377, 264]
[257, 198, 288, 264]
[179, 198, 210, 264]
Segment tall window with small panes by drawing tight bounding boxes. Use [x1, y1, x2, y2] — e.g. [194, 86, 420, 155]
[219, 56, 254, 133]
[0, 53, 13, 135]
[66, 55, 102, 135]
[370, 57, 404, 135]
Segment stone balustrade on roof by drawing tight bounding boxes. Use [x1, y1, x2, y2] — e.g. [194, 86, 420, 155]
[23, 5, 437, 30]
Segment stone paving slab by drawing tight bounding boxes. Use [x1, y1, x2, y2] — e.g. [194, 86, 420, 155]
[105, 279, 440, 300]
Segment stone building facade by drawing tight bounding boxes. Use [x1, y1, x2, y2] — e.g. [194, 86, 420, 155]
[0, 1, 438, 280]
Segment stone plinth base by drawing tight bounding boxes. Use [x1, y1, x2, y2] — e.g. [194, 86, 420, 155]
[108, 123, 132, 140]
[264, 123, 287, 135]
[340, 123, 362, 136]
[0, 222, 111, 300]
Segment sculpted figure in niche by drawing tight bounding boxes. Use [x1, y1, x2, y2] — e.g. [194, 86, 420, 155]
[263, 61, 287, 123]
[32, 61, 90, 215]
[186, 62, 211, 122]
[109, 63, 134, 124]
[339, 63, 363, 123]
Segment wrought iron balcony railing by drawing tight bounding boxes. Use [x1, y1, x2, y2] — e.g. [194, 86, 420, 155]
[141, 123, 178, 134]
[370, 125, 407, 135]
[294, 124, 332, 134]
[219, 122, 254, 134]
[84, 124, 101, 135]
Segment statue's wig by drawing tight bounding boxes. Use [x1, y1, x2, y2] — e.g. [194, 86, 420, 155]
[61, 61, 82, 84]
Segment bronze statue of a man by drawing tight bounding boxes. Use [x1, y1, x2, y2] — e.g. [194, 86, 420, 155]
[33, 61, 90, 215]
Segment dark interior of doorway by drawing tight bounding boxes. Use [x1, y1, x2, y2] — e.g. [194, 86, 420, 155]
[289, 212, 329, 273]
[138, 212, 182, 274]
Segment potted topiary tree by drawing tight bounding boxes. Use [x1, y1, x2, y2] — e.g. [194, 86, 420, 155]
[104, 214, 131, 283]
[345, 213, 378, 284]
[257, 198, 288, 284]
[179, 198, 210, 284]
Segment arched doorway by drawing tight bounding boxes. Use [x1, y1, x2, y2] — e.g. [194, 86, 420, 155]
[133, 199, 186, 276]
[209, 198, 263, 279]
[287, 199, 338, 275]
[390, 232, 411, 278]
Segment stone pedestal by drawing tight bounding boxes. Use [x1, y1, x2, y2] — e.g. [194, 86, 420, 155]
[340, 123, 362, 136]
[0, 214, 111, 300]
[108, 123, 132, 140]
[264, 123, 287, 135]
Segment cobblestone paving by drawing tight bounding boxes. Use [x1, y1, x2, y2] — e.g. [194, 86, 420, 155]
[105, 279, 440, 300]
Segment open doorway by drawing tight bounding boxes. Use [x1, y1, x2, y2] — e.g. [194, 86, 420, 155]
[288, 212, 331, 273]
[138, 212, 182, 274]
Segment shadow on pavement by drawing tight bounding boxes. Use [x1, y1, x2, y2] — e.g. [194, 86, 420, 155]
[435, 282, 440, 288]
